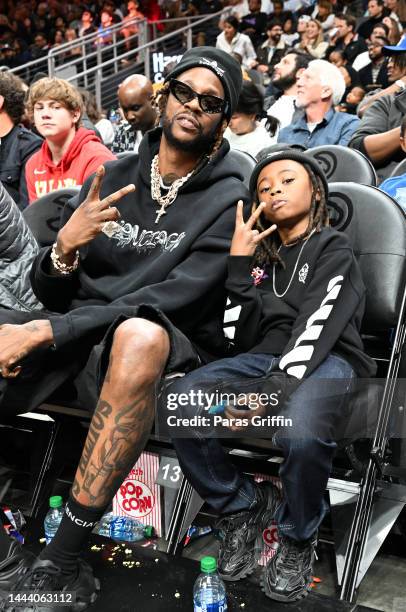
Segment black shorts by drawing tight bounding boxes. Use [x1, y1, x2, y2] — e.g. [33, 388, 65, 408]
[0, 305, 200, 418]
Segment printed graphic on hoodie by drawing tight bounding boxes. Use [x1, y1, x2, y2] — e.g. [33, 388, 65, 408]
[109, 220, 186, 253]
[34, 177, 78, 198]
[25, 127, 115, 203]
[278, 274, 344, 379]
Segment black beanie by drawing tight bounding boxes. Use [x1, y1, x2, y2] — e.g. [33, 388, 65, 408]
[164, 47, 243, 121]
[249, 148, 329, 200]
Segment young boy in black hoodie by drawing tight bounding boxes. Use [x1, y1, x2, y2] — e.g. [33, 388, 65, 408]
[0, 48, 247, 609]
[169, 149, 376, 603]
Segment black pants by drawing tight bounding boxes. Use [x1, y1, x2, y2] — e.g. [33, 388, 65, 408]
[168, 352, 355, 541]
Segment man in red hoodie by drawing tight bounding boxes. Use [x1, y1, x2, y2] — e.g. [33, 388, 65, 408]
[25, 77, 116, 204]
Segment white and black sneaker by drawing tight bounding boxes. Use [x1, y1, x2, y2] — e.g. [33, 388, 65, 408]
[262, 531, 318, 602]
[216, 481, 280, 582]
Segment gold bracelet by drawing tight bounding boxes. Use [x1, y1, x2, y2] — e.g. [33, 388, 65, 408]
[50, 242, 79, 275]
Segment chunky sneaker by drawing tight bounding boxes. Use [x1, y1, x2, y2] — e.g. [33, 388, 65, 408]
[216, 481, 281, 582]
[4, 558, 100, 612]
[0, 539, 35, 603]
[262, 531, 318, 602]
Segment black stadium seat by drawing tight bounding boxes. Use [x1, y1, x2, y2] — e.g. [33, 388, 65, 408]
[23, 187, 81, 248]
[326, 182, 406, 598]
[327, 181, 405, 328]
[227, 149, 256, 189]
[307, 145, 377, 186]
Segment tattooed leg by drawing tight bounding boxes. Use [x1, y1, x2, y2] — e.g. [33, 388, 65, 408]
[72, 318, 170, 507]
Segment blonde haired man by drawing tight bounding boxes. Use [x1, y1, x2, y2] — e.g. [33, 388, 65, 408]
[25, 77, 115, 204]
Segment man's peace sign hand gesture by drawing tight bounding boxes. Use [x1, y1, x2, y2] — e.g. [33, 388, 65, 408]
[56, 165, 135, 262]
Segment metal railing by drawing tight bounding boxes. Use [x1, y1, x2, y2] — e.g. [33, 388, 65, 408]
[3, 9, 228, 82]
[148, 11, 227, 47]
[48, 17, 148, 87]
[5, 16, 147, 86]
[49, 10, 227, 110]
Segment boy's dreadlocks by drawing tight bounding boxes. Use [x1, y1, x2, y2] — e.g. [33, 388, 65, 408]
[152, 82, 228, 169]
[252, 162, 330, 269]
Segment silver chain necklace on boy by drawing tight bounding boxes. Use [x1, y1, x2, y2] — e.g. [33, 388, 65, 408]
[272, 229, 316, 298]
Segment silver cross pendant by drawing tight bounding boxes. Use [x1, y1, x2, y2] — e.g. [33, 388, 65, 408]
[155, 207, 166, 224]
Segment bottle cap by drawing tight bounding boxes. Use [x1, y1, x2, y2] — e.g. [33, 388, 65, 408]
[144, 525, 154, 538]
[201, 556, 217, 573]
[49, 495, 63, 508]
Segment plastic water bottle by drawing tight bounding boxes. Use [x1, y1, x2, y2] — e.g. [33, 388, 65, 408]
[44, 496, 64, 545]
[95, 512, 153, 542]
[109, 108, 120, 130]
[193, 556, 227, 612]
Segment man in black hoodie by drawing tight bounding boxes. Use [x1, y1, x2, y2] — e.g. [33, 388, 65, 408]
[0, 71, 42, 209]
[0, 48, 245, 610]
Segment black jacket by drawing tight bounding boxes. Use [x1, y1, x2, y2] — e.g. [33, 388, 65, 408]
[357, 13, 390, 41]
[223, 228, 376, 399]
[30, 128, 249, 357]
[240, 11, 268, 48]
[358, 60, 389, 91]
[0, 125, 42, 209]
[326, 35, 368, 66]
[256, 41, 286, 71]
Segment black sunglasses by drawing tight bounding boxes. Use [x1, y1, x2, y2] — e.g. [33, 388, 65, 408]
[169, 79, 227, 115]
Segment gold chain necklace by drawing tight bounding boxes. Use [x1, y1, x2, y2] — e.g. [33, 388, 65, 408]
[150, 154, 194, 224]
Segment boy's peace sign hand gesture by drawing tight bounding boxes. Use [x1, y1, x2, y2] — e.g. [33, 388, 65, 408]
[57, 166, 136, 259]
[230, 200, 277, 257]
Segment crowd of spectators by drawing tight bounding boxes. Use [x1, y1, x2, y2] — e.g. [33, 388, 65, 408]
[206, 0, 406, 192]
[0, 0, 162, 69]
